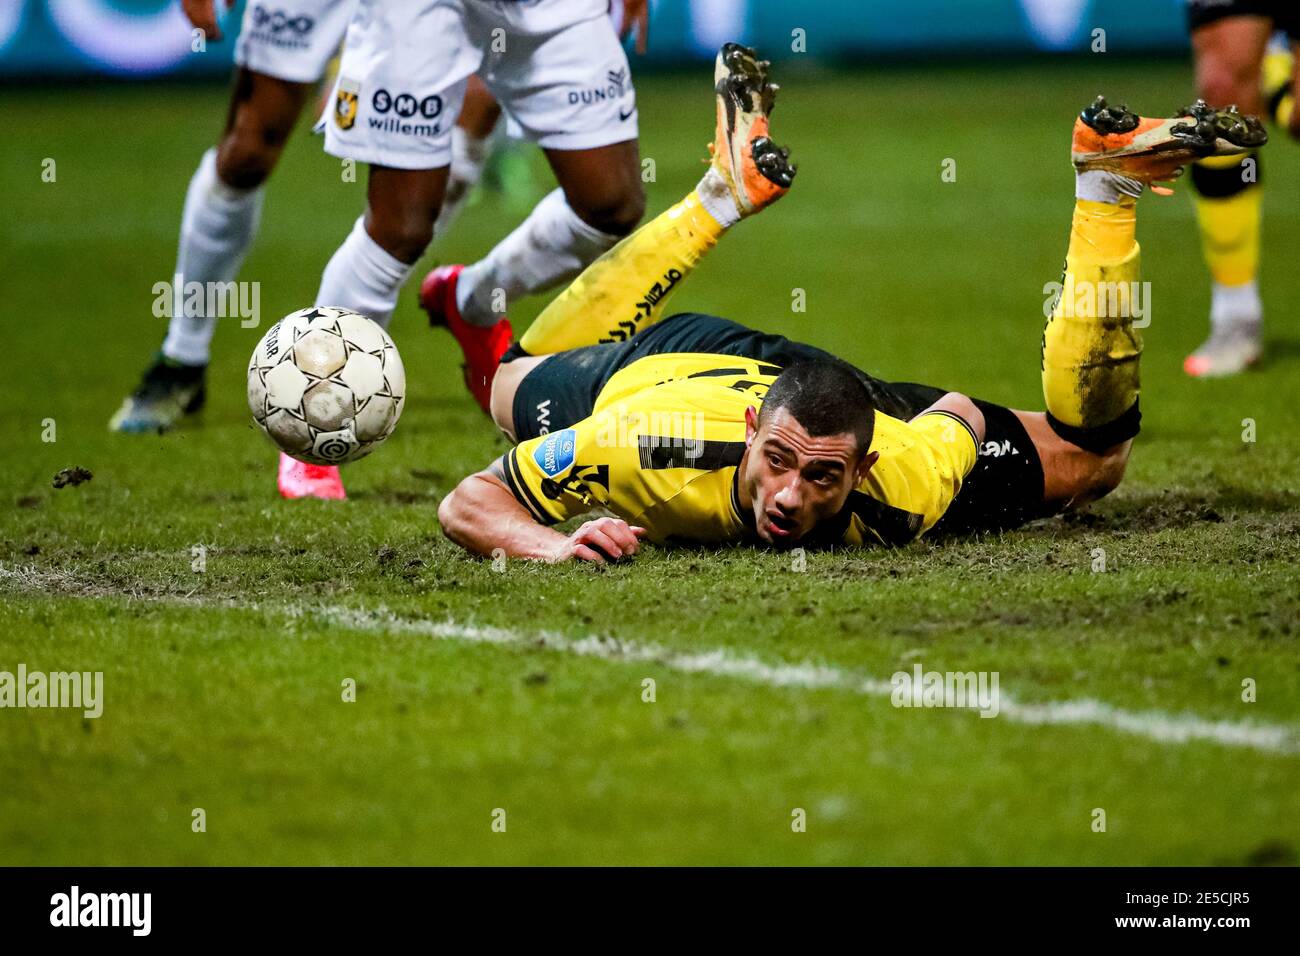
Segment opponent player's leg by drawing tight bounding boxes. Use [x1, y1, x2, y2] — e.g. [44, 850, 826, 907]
[110, 0, 353, 434]
[419, 139, 645, 414]
[1032, 96, 1265, 510]
[108, 69, 310, 434]
[287, 164, 451, 499]
[1183, 12, 1273, 377]
[316, 166, 450, 326]
[315, 0, 475, 331]
[285, 0, 474, 500]
[451, 138, 647, 322]
[419, 6, 646, 412]
[434, 75, 503, 241]
[284, 172, 450, 498]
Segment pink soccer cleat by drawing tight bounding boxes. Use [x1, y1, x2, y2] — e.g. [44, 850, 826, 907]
[277, 452, 346, 501]
[420, 263, 513, 414]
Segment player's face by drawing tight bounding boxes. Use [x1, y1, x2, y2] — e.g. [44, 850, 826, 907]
[741, 407, 872, 545]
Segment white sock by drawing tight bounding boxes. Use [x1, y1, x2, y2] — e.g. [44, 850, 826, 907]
[455, 187, 620, 326]
[314, 216, 415, 330]
[433, 126, 493, 240]
[160, 149, 264, 366]
[1210, 280, 1262, 331]
[1075, 169, 1144, 205]
[696, 166, 741, 228]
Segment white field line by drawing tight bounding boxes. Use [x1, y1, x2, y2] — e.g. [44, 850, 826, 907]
[313, 605, 1300, 757]
[2, 563, 1293, 756]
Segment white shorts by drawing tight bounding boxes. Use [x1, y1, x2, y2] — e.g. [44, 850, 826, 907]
[322, 0, 638, 170]
[233, 0, 356, 85]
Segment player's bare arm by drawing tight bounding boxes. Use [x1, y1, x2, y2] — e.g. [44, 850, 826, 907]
[438, 462, 645, 564]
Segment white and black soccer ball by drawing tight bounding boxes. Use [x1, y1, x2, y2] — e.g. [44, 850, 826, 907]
[248, 306, 406, 465]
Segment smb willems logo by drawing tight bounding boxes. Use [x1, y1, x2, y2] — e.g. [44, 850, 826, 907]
[0, 665, 103, 718]
[50, 886, 151, 936]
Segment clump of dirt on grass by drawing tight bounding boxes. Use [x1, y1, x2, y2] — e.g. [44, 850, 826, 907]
[52, 467, 93, 489]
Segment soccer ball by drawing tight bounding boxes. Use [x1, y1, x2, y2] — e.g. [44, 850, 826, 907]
[248, 306, 406, 465]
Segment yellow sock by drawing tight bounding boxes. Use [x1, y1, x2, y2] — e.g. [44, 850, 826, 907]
[1192, 159, 1262, 287]
[518, 191, 726, 356]
[1041, 198, 1142, 433]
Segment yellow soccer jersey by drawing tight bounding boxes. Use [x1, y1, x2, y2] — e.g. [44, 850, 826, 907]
[499, 353, 978, 547]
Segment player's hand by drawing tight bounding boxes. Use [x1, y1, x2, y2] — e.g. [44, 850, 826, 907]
[553, 517, 647, 564]
[620, 0, 649, 55]
[183, 0, 231, 42]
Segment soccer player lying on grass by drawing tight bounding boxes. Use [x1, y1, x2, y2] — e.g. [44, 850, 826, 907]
[438, 44, 1266, 563]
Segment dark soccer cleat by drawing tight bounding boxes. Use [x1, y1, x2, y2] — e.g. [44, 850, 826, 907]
[108, 353, 206, 433]
[710, 42, 795, 214]
[1071, 95, 1267, 193]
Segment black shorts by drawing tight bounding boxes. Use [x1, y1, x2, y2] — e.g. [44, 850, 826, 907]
[1187, 0, 1300, 38]
[505, 313, 1050, 536]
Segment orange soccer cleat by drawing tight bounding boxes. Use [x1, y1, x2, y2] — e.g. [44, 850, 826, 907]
[709, 42, 795, 215]
[1071, 96, 1267, 194]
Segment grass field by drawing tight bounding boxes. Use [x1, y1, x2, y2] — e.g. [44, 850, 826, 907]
[3, 58, 1299, 865]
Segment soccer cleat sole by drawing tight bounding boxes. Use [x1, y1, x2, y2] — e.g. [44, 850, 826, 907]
[713, 42, 797, 194]
[1079, 96, 1141, 136]
[1075, 95, 1267, 174]
[752, 137, 795, 188]
[716, 43, 774, 114]
[1171, 99, 1269, 150]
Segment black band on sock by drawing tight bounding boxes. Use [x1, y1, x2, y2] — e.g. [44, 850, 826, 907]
[500, 342, 531, 364]
[1268, 85, 1290, 127]
[1047, 401, 1141, 454]
[1191, 155, 1259, 198]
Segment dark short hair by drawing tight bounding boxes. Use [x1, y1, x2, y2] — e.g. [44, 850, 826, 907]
[758, 361, 875, 454]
